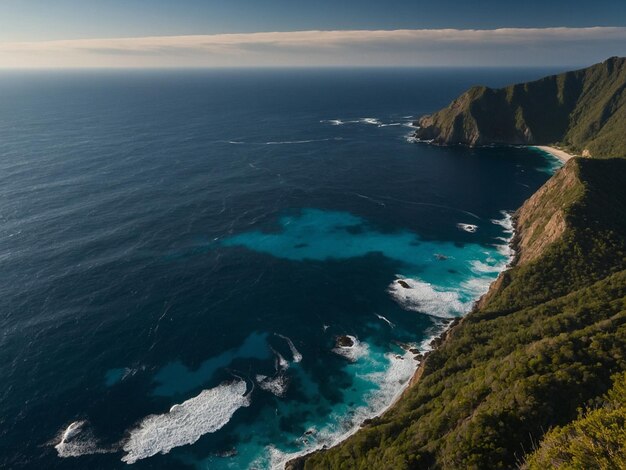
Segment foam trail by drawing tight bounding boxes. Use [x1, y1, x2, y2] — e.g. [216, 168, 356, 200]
[354, 193, 386, 207]
[272, 348, 290, 371]
[360, 117, 382, 125]
[228, 138, 342, 145]
[54, 421, 113, 458]
[276, 334, 303, 363]
[374, 313, 395, 328]
[121, 380, 250, 464]
[372, 196, 481, 220]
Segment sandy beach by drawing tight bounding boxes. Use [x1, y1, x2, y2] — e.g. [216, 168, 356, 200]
[533, 145, 576, 163]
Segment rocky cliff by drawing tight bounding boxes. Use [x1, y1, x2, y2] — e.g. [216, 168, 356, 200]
[414, 57, 626, 158]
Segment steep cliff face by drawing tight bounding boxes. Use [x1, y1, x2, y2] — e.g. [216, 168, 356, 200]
[477, 160, 581, 308]
[296, 158, 626, 469]
[414, 57, 626, 158]
[513, 165, 575, 265]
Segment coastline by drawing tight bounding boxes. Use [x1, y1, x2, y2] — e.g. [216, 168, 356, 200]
[285, 217, 518, 470]
[280, 327, 445, 470]
[532, 145, 576, 163]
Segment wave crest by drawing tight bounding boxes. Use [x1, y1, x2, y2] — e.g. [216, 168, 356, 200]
[121, 379, 250, 464]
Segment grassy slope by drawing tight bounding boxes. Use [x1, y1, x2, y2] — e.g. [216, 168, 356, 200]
[415, 57, 626, 157]
[299, 158, 626, 469]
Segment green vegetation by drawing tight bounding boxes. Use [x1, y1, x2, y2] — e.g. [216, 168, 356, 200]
[294, 158, 626, 469]
[414, 57, 626, 158]
[524, 371, 626, 470]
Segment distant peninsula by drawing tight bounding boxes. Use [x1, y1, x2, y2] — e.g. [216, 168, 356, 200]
[413, 57, 626, 158]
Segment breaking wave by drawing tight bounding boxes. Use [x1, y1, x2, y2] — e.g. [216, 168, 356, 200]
[53, 421, 114, 458]
[121, 380, 250, 464]
[387, 278, 469, 318]
[332, 336, 369, 362]
[374, 313, 395, 328]
[276, 334, 303, 363]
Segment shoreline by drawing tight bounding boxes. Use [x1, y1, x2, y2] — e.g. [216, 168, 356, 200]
[532, 145, 577, 163]
[286, 217, 518, 469]
[280, 327, 445, 470]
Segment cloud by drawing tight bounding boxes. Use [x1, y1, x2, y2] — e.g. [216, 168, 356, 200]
[1, 27, 625, 68]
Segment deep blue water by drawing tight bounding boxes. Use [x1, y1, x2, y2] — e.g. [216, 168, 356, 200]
[0, 68, 561, 469]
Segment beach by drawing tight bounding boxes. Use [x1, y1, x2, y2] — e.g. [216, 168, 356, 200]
[533, 145, 576, 163]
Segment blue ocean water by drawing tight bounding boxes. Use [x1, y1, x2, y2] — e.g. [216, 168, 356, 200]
[0, 68, 562, 469]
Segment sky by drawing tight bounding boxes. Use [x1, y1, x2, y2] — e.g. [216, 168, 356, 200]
[0, 0, 625, 68]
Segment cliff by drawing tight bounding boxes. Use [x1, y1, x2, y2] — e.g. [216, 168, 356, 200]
[414, 57, 626, 158]
[295, 157, 626, 469]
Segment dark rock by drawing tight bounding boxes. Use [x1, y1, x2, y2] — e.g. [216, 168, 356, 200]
[336, 335, 354, 348]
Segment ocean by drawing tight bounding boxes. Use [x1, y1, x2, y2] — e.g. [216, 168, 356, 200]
[0, 68, 562, 469]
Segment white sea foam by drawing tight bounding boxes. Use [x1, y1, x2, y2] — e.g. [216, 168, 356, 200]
[470, 259, 503, 274]
[321, 117, 384, 126]
[228, 138, 341, 145]
[272, 348, 290, 371]
[387, 278, 468, 318]
[121, 379, 250, 464]
[360, 117, 382, 125]
[267, 348, 419, 469]
[374, 313, 395, 328]
[276, 334, 303, 363]
[377, 122, 403, 127]
[264, 138, 339, 145]
[332, 336, 369, 362]
[457, 223, 478, 233]
[54, 420, 113, 458]
[256, 374, 289, 397]
[491, 211, 515, 260]
[491, 210, 514, 234]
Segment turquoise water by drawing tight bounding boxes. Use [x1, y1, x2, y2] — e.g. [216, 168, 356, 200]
[0, 68, 562, 469]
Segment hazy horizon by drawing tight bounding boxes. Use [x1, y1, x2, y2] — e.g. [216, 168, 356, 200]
[1, 0, 625, 68]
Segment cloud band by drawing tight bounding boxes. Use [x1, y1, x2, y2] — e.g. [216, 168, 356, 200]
[1, 27, 625, 67]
